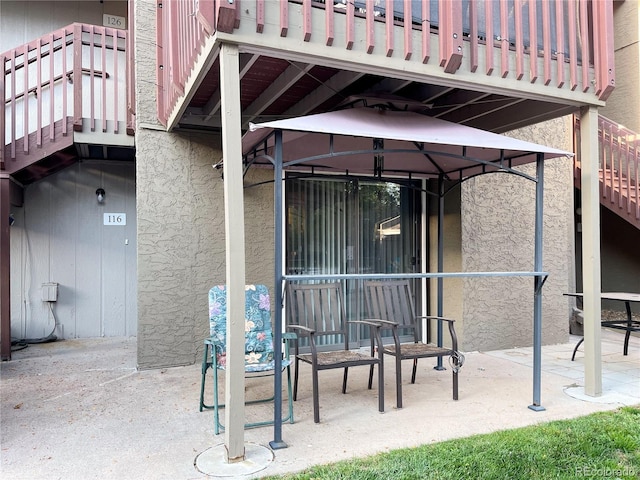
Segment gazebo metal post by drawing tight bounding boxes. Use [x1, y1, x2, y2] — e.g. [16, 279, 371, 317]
[270, 129, 287, 449]
[529, 152, 546, 411]
[435, 175, 445, 370]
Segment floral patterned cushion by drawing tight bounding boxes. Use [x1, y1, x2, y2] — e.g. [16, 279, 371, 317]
[209, 284, 290, 373]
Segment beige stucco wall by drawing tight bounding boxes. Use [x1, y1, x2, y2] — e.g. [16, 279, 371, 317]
[428, 183, 463, 346]
[460, 116, 575, 351]
[134, 0, 274, 369]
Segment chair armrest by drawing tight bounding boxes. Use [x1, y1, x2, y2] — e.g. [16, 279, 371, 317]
[349, 319, 389, 328]
[288, 324, 314, 334]
[283, 332, 297, 340]
[359, 318, 398, 328]
[418, 316, 459, 353]
[417, 315, 456, 324]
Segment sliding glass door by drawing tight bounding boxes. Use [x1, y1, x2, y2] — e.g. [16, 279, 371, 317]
[286, 176, 421, 347]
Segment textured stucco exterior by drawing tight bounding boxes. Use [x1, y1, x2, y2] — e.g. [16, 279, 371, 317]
[428, 184, 463, 346]
[134, 0, 274, 368]
[461, 116, 575, 352]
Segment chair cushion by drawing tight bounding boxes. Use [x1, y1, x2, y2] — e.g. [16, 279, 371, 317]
[209, 284, 278, 369]
[383, 342, 453, 357]
[297, 350, 378, 367]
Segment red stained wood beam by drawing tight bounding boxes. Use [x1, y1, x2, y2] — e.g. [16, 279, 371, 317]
[441, 0, 462, 73]
[593, 0, 615, 101]
[216, 0, 237, 33]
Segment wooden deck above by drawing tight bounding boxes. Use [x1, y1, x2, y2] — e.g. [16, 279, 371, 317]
[158, 0, 615, 135]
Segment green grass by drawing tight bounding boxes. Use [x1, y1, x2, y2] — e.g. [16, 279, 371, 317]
[262, 406, 640, 480]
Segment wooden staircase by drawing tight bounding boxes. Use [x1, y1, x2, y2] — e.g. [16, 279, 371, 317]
[1, 23, 135, 185]
[574, 116, 640, 231]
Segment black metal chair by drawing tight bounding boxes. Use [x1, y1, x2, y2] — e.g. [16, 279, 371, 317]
[363, 279, 463, 409]
[286, 282, 385, 423]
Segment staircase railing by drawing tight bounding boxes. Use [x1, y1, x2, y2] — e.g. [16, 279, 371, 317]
[574, 115, 640, 227]
[1, 23, 134, 168]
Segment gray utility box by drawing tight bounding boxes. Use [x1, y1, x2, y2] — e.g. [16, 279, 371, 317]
[42, 282, 59, 302]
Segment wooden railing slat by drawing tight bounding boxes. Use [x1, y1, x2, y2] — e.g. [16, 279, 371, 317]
[541, 0, 551, 85]
[403, 0, 412, 60]
[514, 0, 523, 80]
[499, 0, 509, 78]
[568, 0, 578, 91]
[555, 0, 565, 88]
[528, 0, 537, 83]
[484, 0, 494, 76]
[366, 0, 375, 55]
[325, 0, 334, 46]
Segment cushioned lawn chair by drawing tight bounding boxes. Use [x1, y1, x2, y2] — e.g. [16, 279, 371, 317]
[199, 284, 294, 434]
[364, 279, 464, 409]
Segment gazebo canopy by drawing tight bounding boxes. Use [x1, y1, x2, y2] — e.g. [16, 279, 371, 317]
[242, 107, 572, 179]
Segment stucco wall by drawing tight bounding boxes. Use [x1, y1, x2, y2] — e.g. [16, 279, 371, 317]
[428, 182, 463, 346]
[134, 1, 275, 369]
[461, 116, 575, 351]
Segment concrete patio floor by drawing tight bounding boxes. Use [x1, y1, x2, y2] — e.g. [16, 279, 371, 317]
[1, 329, 638, 480]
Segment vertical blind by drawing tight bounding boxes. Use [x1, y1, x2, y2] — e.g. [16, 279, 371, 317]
[286, 176, 420, 345]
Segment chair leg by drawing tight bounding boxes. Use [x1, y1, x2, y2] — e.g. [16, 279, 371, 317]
[293, 357, 299, 401]
[312, 364, 320, 423]
[411, 358, 418, 384]
[571, 338, 584, 361]
[213, 365, 221, 435]
[395, 354, 403, 409]
[378, 357, 385, 413]
[453, 369, 459, 401]
[286, 365, 294, 424]
[368, 364, 374, 390]
[342, 367, 349, 394]
[199, 343, 210, 411]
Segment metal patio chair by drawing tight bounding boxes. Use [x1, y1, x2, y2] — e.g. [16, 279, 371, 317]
[199, 284, 294, 434]
[286, 282, 385, 423]
[363, 279, 464, 409]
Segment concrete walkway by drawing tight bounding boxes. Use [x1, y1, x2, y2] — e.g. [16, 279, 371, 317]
[1, 330, 638, 480]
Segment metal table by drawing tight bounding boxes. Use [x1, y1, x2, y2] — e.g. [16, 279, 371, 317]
[564, 292, 640, 360]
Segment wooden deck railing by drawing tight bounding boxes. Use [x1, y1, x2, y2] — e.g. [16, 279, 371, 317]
[157, 0, 615, 127]
[1, 23, 134, 168]
[575, 115, 640, 228]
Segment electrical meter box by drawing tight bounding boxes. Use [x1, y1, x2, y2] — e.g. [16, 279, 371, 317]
[42, 282, 59, 302]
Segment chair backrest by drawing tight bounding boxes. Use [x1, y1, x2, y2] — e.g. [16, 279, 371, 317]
[209, 284, 275, 366]
[364, 280, 420, 342]
[286, 282, 349, 347]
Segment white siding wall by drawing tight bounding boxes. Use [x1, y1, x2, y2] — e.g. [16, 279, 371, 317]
[10, 162, 137, 340]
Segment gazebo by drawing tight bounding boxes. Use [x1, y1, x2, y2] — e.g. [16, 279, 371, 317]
[213, 101, 591, 470]
[240, 105, 573, 445]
